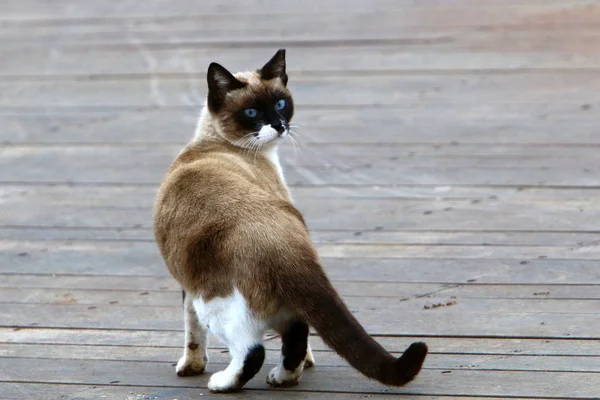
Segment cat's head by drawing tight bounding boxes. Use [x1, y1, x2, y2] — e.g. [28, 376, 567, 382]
[205, 49, 294, 149]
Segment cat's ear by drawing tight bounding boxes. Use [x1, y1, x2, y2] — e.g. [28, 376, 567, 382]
[260, 49, 288, 86]
[207, 62, 246, 112]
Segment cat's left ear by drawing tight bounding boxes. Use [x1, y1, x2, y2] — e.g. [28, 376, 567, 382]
[260, 49, 288, 86]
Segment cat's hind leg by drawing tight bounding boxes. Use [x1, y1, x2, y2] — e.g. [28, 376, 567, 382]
[176, 290, 209, 376]
[267, 320, 309, 387]
[208, 341, 265, 393]
[304, 342, 315, 368]
[202, 292, 266, 393]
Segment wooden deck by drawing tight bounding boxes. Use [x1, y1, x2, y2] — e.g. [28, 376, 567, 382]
[1, 1, 600, 399]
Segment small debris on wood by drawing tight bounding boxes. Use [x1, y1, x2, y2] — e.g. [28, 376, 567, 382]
[139, 292, 149, 296]
[423, 210, 433, 215]
[533, 291, 550, 296]
[519, 261, 529, 265]
[441, 370, 452, 374]
[424, 298, 457, 310]
[467, 279, 477, 283]
[17, 252, 29, 257]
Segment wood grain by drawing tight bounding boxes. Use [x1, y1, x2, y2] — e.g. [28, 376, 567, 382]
[1, 358, 598, 398]
[2, 1, 599, 399]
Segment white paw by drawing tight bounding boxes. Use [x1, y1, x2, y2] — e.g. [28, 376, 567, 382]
[266, 365, 302, 388]
[304, 347, 315, 368]
[208, 370, 240, 393]
[176, 354, 207, 377]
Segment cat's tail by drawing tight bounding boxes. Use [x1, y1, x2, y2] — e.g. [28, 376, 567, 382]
[278, 262, 427, 387]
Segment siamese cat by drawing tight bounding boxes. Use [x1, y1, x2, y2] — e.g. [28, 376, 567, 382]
[153, 49, 427, 393]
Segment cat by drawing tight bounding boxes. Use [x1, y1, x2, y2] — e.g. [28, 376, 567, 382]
[153, 49, 428, 393]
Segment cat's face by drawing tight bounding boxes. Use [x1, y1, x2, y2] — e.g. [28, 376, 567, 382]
[206, 50, 294, 149]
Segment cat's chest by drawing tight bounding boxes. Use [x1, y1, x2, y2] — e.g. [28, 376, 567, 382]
[262, 146, 286, 185]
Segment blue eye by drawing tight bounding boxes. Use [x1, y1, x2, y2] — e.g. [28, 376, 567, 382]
[244, 108, 257, 118]
[275, 99, 286, 110]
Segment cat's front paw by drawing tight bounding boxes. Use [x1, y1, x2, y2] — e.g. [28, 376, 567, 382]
[208, 370, 241, 393]
[176, 354, 207, 377]
[266, 365, 302, 388]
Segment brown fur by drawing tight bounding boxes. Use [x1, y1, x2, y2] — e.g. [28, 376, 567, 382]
[153, 51, 427, 387]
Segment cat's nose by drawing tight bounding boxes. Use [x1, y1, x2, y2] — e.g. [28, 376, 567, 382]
[271, 121, 286, 135]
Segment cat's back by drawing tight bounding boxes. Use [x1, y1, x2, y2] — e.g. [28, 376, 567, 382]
[157, 141, 286, 211]
[153, 140, 307, 298]
[154, 141, 293, 249]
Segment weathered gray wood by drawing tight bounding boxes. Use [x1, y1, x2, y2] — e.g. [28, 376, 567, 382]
[4, 110, 600, 145]
[2, 274, 599, 300]
[4, 286, 600, 307]
[1, 358, 598, 398]
[3, 227, 600, 250]
[1, 300, 597, 337]
[3, 145, 600, 186]
[3, 1, 600, 397]
[0, 383, 566, 400]
[3, 17, 600, 52]
[3, 328, 597, 356]
[0, 0, 591, 18]
[2, 241, 599, 283]
[2, 31, 600, 73]
[3, 343, 599, 373]
[3, 182, 600, 231]
[3, 73, 600, 107]
[4, 183, 600, 202]
[8, 143, 600, 168]
[3, 284, 600, 305]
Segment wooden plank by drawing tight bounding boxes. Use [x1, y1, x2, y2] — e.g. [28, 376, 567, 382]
[3, 227, 600, 248]
[3, 20, 600, 51]
[2, 16, 600, 53]
[2, 145, 600, 186]
[6, 142, 600, 167]
[1, 300, 597, 337]
[2, 240, 599, 284]
[3, 285, 600, 306]
[2, 275, 599, 300]
[2, 293, 598, 317]
[4, 183, 600, 202]
[2, 343, 599, 373]
[1, 358, 598, 398]
[5, 47, 600, 78]
[0, 383, 563, 400]
[3, 110, 600, 145]
[8, 143, 600, 169]
[3, 239, 600, 261]
[0, 1, 591, 20]
[3, 328, 597, 356]
[3, 183, 600, 231]
[2, 73, 600, 108]
[2, 284, 599, 305]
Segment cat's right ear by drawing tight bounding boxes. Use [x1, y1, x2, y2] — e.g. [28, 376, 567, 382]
[207, 62, 245, 112]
